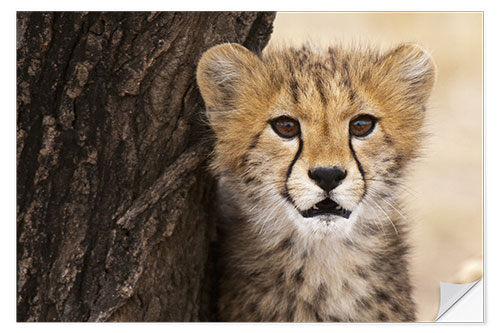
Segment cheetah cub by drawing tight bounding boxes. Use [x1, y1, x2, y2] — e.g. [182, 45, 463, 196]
[197, 42, 435, 322]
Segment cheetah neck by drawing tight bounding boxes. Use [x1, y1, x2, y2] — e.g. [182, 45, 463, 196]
[216, 181, 415, 322]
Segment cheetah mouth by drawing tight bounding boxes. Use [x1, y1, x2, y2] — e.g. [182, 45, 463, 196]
[300, 198, 351, 219]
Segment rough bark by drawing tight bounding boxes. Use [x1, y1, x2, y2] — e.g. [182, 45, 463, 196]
[17, 11, 275, 322]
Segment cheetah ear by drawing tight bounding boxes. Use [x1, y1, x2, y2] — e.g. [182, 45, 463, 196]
[196, 43, 263, 116]
[380, 44, 436, 104]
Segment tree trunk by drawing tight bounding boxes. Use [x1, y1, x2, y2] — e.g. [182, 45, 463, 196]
[17, 11, 275, 322]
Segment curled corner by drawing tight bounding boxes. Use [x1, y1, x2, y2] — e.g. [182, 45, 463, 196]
[435, 278, 483, 322]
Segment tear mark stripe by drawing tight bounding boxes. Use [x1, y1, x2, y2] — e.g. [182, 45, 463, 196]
[349, 137, 367, 198]
[283, 136, 303, 206]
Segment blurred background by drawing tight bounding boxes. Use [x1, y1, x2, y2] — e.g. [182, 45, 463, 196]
[269, 12, 483, 322]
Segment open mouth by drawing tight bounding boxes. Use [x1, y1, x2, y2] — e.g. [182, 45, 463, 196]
[300, 198, 352, 219]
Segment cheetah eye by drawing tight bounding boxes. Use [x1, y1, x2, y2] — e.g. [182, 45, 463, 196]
[270, 116, 300, 138]
[349, 114, 377, 137]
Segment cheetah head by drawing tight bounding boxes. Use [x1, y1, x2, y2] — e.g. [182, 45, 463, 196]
[197, 43, 435, 236]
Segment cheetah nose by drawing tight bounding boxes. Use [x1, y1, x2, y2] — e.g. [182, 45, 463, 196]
[308, 167, 347, 192]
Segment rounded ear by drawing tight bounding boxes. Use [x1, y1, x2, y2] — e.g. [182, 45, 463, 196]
[379, 43, 436, 105]
[196, 43, 263, 112]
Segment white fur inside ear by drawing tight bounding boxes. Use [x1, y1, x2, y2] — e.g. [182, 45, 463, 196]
[198, 43, 256, 87]
[211, 53, 240, 85]
[400, 46, 434, 82]
[197, 43, 261, 111]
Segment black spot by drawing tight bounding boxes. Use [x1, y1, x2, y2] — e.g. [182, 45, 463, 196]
[342, 280, 350, 290]
[249, 300, 259, 314]
[290, 78, 299, 103]
[348, 89, 357, 102]
[279, 236, 293, 251]
[384, 179, 397, 186]
[403, 312, 416, 322]
[297, 48, 309, 63]
[277, 271, 286, 284]
[386, 164, 401, 176]
[248, 270, 261, 279]
[262, 310, 278, 322]
[390, 302, 402, 314]
[328, 46, 337, 58]
[284, 56, 294, 72]
[314, 283, 327, 303]
[342, 60, 351, 87]
[394, 153, 404, 165]
[356, 266, 369, 280]
[378, 189, 391, 199]
[269, 311, 279, 321]
[286, 302, 296, 322]
[377, 312, 389, 322]
[248, 132, 261, 150]
[293, 267, 305, 285]
[315, 311, 323, 322]
[303, 300, 314, 312]
[361, 70, 372, 83]
[314, 76, 328, 107]
[356, 297, 373, 310]
[372, 256, 390, 272]
[244, 176, 256, 184]
[301, 250, 309, 259]
[342, 78, 351, 88]
[328, 315, 341, 322]
[395, 244, 410, 257]
[269, 71, 285, 88]
[395, 284, 408, 294]
[374, 288, 391, 303]
[382, 157, 393, 163]
[260, 284, 271, 295]
[343, 238, 355, 247]
[240, 153, 250, 167]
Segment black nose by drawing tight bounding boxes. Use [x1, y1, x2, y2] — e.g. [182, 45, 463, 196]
[308, 167, 347, 192]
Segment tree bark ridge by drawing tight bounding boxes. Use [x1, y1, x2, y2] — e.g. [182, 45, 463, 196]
[17, 11, 275, 322]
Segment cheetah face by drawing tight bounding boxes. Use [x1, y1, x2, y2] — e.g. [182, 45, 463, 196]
[197, 43, 435, 235]
[260, 107, 378, 233]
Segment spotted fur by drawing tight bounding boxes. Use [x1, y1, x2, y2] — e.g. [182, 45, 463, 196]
[196, 42, 435, 322]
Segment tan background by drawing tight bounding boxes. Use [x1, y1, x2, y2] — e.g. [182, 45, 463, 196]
[269, 12, 483, 322]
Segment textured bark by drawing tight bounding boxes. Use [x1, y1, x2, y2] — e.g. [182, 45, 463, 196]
[17, 12, 275, 322]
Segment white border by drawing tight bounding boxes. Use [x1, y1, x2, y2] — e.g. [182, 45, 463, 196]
[6, 0, 493, 11]
[4, 1, 498, 331]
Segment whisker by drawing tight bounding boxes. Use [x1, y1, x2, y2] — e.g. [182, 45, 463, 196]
[368, 188, 407, 221]
[365, 191, 399, 235]
[364, 177, 418, 198]
[361, 196, 386, 234]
